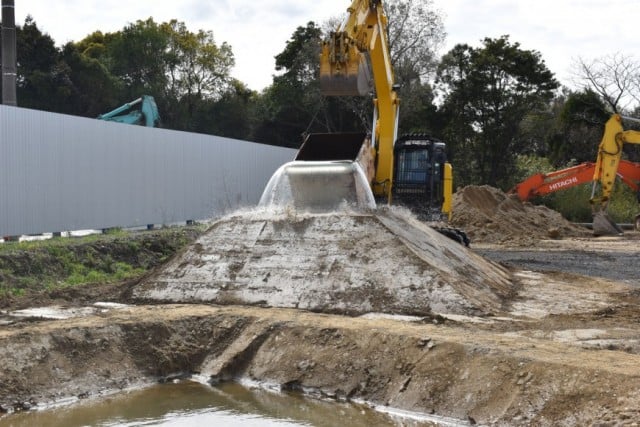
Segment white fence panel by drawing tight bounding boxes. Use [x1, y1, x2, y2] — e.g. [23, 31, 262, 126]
[0, 105, 296, 236]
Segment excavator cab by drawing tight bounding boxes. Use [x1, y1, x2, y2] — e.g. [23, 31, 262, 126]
[392, 135, 450, 221]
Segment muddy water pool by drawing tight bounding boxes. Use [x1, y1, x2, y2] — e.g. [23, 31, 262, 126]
[0, 381, 441, 427]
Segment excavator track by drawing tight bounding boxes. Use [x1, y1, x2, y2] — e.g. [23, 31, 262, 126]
[431, 226, 470, 246]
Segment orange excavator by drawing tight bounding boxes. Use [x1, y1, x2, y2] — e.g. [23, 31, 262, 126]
[511, 114, 640, 234]
[511, 159, 640, 202]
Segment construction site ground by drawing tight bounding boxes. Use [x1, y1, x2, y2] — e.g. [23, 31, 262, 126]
[0, 186, 639, 426]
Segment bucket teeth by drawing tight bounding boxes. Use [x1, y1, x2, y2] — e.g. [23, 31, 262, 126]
[592, 211, 624, 236]
[320, 74, 363, 96]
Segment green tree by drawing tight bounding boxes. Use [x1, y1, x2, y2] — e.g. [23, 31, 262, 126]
[436, 36, 559, 188]
[57, 41, 122, 117]
[105, 18, 169, 98]
[160, 20, 234, 128]
[77, 18, 235, 131]
[396, 77, 439, 134]
[546, 89, 609, 165]
[252, 22, 363, 147]
[385, 0, 445, 81]
[6, 16, 72, 111]
[190, 79, 256, 139]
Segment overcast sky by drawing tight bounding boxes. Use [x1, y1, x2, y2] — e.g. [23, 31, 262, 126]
[15, 0, 640, 92]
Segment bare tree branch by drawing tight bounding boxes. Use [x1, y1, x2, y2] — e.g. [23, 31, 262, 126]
[571, 53, 640, 114]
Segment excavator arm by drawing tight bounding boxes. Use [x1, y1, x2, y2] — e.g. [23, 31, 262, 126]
[319, 0, 399, 201]
[590, 114, 640, 234]
[591, 114, 640, 206]
[98, 95, 161, 128]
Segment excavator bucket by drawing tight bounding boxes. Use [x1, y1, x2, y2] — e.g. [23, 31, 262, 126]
[319, 39, 372, 97]
[258, 161, 376, 213]
[295, 132, 367, 162]
[592, 211, 624, 236]
[296, 132, 376, 184]
[259, 133, 376, 213]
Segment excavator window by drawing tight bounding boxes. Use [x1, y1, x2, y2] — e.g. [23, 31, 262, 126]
[395, 149, 430, 184]
[390, 138, 449, 219]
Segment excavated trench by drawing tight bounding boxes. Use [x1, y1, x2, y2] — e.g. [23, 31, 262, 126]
[1, 302, 640, 426]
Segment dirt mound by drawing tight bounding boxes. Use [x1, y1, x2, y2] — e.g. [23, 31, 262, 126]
[134, 208, 513, 317]
[450, 185, 590, 244]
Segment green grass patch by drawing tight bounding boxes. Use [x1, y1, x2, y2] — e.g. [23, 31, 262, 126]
[0, 226, 203, 297]
[63, 262, 145, 287]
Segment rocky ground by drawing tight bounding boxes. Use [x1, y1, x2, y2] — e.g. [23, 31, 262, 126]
[0, 186, 639, 426]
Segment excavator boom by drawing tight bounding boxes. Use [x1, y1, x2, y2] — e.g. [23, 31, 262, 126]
[591, 114, 640, 235]
[511, 160, 640, 201]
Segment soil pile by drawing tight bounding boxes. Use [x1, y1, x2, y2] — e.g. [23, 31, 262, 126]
[134, 208, 513, 317]
[450, 185, 590, 244]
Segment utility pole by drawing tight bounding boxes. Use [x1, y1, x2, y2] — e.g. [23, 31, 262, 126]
[1, 0, 17, 106]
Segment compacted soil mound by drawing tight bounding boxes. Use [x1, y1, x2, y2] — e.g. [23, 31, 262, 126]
[134, 208, 513, 317]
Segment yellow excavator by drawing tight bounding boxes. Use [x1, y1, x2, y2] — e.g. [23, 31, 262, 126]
[317, 0, 453, 217]
[260, 0, 463, 242]
[591, 114, 640, 235]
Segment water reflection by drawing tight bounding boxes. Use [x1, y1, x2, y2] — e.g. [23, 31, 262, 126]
[0, 381, 437, 427]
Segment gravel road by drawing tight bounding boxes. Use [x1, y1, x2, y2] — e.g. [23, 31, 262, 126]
[476, 236, 639, 286]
